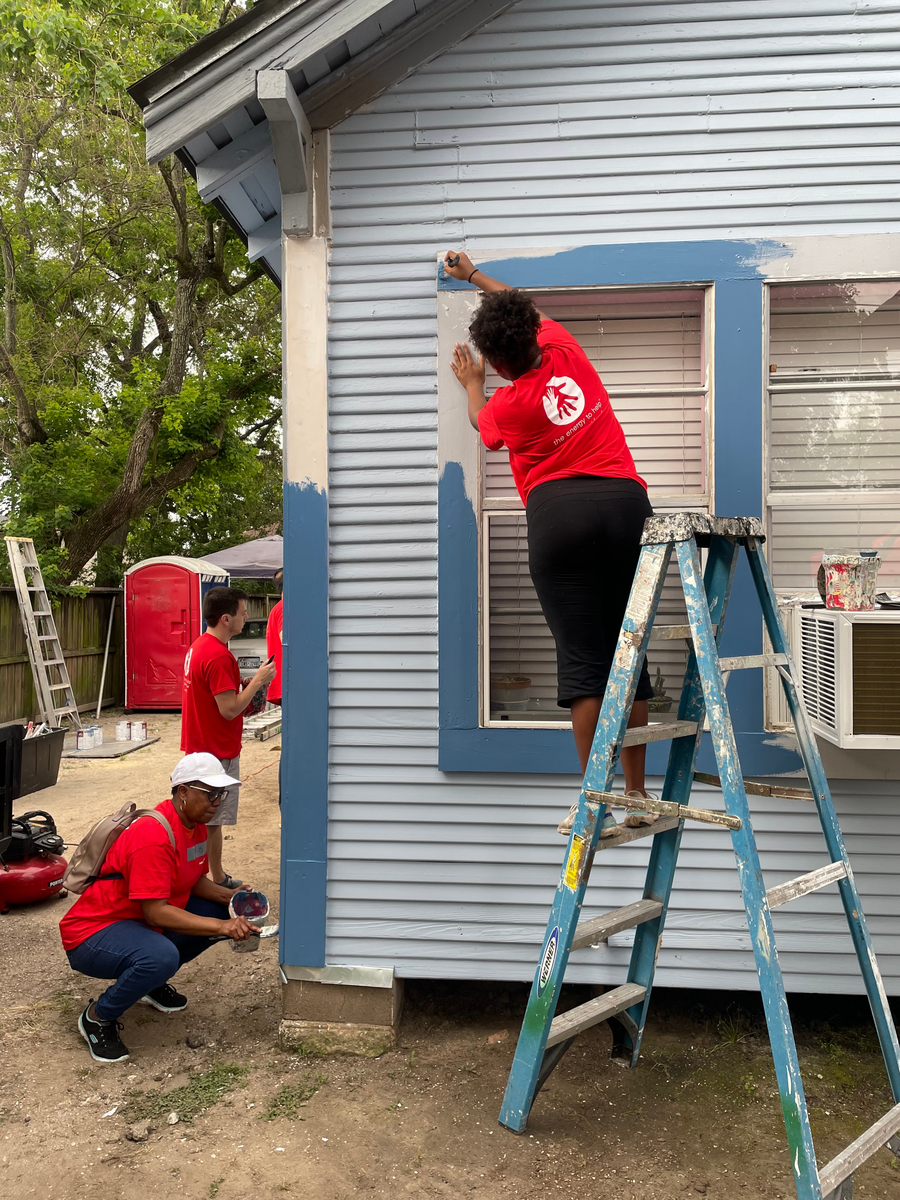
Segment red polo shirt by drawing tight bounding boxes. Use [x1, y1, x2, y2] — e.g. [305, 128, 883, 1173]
[59, 799, 209, 951]
[477, 317, 645, 504]
[181, 631, 243, 760]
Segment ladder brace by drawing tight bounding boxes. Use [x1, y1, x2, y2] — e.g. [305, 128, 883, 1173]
[585, 788, 742, 830]
[693, 772, 815, 804]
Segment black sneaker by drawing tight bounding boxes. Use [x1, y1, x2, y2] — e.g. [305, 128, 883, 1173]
[78, 1003, 129, 1063]
[217, 873, 243, 890]
[140, 984, 188, 1013]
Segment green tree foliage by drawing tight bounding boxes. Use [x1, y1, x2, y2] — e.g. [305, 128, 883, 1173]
[0, 0, 282, 586]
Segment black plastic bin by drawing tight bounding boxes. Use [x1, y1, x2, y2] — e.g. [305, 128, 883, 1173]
[0, 723, 23, 856]
[18, 728, 66, 799]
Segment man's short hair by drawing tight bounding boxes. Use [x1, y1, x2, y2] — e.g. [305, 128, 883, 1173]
[469, 289, 542, 377]
[274, 568, 283, 594]
[203, 586, 248, 627]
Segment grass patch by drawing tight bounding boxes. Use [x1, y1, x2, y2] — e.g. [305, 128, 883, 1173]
[261, 1073, 326, 1120]
[123, 1062, 248, 1125]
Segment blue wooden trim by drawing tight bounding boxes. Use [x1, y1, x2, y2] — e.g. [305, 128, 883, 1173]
[438, 236, 803, 776]
[280, 480, 329, 967]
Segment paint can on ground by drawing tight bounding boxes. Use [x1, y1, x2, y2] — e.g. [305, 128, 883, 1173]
[822, 553, 881, 611]
[130, 721, 147, 742]
[88, 724, 103, 747]
[116, 721, 131, 741]
[76, 728, 94, 751]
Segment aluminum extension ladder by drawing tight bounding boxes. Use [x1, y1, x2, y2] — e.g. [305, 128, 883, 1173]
[499, 513, 900, 1200]
[5, 537, 82, 729]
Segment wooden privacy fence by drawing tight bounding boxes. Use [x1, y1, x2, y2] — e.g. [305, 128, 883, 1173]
[0, 587, 124, 725]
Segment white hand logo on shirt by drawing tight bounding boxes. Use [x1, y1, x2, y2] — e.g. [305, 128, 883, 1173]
[542, 376, 586, 426]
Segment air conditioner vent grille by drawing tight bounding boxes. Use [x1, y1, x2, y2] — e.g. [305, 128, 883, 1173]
[800, 614, 837, 729]
[852, 624, 900, 735]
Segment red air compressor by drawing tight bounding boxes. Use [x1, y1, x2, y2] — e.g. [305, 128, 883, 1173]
[0, 810, 68, 915]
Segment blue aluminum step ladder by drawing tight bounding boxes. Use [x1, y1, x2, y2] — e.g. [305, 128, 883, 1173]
[499, 514, 900, 1200]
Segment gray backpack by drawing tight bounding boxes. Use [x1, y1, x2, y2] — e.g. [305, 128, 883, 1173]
[62, 802, 175, 894]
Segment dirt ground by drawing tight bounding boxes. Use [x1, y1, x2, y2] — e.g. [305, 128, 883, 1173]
[2, 713, 899, 1200]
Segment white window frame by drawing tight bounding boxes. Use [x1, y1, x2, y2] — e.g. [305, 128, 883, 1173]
[479, 283, 714, 730]
[763, 276, 900, 731]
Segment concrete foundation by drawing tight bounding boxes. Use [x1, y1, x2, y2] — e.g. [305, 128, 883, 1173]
[279, 969, 403, 1056]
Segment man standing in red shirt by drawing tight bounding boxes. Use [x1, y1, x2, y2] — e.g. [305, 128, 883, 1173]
[265, 569, 284, 807]
[266, 568, 284, 708]
[182, 587, 276, 887]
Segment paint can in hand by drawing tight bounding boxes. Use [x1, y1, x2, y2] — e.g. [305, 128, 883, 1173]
[228, 889, 269, 953]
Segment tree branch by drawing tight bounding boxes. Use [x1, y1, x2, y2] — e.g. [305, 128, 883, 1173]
[0, 339, 46, 444]
[59, 423, 227, 582]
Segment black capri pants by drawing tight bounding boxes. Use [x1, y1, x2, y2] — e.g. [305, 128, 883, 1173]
[526, 475, 654, 708]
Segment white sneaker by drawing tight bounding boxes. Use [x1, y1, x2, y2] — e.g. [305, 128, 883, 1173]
[557, 804, 620, 838]
[623, 790, 661, 828]
[557, 802, 578, 836]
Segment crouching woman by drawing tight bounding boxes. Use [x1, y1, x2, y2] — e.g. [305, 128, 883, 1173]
[59, 752, 257, 1064]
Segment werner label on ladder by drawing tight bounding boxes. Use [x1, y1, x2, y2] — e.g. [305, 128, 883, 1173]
[499, 513, 900, 1200]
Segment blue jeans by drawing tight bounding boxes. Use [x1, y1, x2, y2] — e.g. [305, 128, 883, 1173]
[66, 896, 228, 1022]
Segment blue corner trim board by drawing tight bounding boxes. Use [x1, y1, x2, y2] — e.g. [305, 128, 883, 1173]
[438, 236, 802, 776]
[280, 479, 328, 967]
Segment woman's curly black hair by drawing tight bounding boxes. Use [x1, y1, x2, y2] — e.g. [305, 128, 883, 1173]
[468, 289, 542, 377]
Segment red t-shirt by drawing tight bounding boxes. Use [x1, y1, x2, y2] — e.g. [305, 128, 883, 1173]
[181, 631, 242, 760]
[266, 599, 284, 703]
[477, 317, 646, 504]
[59, 799, 209, 952]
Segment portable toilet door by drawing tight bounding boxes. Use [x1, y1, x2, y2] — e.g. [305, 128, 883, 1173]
[125, 557, 229, 710]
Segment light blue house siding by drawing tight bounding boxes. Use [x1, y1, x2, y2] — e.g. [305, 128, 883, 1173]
[323, 0, 900, 993]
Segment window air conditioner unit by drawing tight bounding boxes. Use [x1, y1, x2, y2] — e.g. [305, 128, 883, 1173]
[795, 608, 900, 749]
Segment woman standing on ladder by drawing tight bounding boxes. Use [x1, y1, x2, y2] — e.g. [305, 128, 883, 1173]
[444, 250, 658, 838]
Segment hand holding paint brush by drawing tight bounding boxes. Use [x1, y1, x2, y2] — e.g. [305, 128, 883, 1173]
[443, 249, 479, 283]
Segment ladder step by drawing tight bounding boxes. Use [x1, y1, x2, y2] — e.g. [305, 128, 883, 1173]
[693, 772, 815, 803]
[586, 788, 742, 830]
[717, 653, 789, 671]
[31, 610, 51, 617]
[650, 623, 718, 641]
[546, 983, 647, 1048]
[48, 682, 71, 690]
[572, 899, 664, 951]
[766, 861, 847, 910]
[817, 1101, 900, 1198]
[596, 815, 680, 852]
[622, 719, 698, 747]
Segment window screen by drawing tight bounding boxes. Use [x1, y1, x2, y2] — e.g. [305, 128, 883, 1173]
[767, 282, 900, 593]
[483, 289, 709, 726]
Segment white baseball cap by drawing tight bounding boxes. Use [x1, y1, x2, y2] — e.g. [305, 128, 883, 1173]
[170, 752, 240, 790]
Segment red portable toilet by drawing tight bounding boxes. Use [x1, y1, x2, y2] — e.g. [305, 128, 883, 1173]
[125, 557, 229, 710]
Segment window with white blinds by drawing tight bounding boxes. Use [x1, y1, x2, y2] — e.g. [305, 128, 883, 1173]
[483, 288, 710, 727]
[767, 282, 900, 593]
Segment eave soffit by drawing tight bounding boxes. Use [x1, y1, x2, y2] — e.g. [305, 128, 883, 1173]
[130, 0, 516, 164]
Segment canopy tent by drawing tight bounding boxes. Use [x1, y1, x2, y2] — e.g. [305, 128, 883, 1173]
[204, 535, 283, 579]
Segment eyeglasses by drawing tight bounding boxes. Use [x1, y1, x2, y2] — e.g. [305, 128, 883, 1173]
[188, 783, 226, 802]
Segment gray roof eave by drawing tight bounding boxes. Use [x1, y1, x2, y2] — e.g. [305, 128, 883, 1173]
[128, 0, 314, 111]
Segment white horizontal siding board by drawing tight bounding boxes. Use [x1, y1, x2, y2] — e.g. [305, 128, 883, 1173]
[320, 0, 900, 991]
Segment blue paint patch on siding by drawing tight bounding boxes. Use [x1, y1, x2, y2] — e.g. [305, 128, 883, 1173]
[280, 479, 328, 967]
[439, 239, 789, 291]
[439, 237, 802, 776]
[437, 461, 479, 731]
